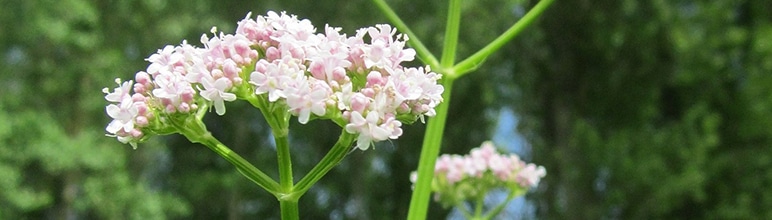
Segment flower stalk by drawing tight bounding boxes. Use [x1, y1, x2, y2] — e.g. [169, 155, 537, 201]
[172, 116, 282, 195]
[294, 131, 357, 195]
[407, 77, 454, 219]
[451, 0, 556, 78]
[279, 199, 300, 220]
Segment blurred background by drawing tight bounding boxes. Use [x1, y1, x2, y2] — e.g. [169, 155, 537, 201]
[2, 0, 772, 219]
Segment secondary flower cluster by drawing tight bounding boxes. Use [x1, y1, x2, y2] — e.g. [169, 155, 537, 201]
[411, 141, 546, 207]
[103, 11, 443, 149]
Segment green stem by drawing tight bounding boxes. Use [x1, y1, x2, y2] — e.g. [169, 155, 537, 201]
[244, 92, 293, 192]
[276, 133, 293, 192]
[406, 77, 454, 220]
[451, 0, 555, 78]
[294, 131, 357, 195]
[474, 194, 485, 218]
[174, 117, 282, 194]
[280, 199, 299, 220]
[404, 0, 464, 218]
[372, 0, 440, 69]
[244, 92, 297, 218]
[440, 0, 462, 67]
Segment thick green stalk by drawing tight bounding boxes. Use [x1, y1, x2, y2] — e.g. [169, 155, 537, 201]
[294, 131, 356, 195]
[405, 0, 462, 218]
[406, 77, 454, 220]
[440, 0, 462, 67]
[280, 199, 299, 220]
[474, 194, 485, 218]
[243, 91, 293, 192]
[276, 133, 293, 192]
[372, 0, 440, 69]
[174, 118, 282, 194]
[247, 93, 297, 218]
[452, 0, 555, 77]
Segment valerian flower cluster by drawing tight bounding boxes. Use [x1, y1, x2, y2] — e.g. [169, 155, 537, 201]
[103, 11, 444, 149]
[410, 141, 546, 207]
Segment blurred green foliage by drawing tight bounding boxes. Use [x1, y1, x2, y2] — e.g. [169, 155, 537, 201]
[2, 0, 772, 219]
[512, 0, 772, 219]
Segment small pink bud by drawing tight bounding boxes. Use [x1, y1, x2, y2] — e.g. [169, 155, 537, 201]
[181, 91, 195, 103]
[222, 60, 240, 78]
[266, 47, 281, 61]
[361, 88, 375, 97]
[254, 60, 268, 73]
[165, 104, 177, 113]
[397, 103, 410, 114]
[350, 93, 369, 113]
[232, 77, 243, 85]
[133, 83, 146, 94]
[178, 103, 191, 113]
[332, 67, 347, 82]
[144, 112, 154, 120]
[366, 71, 384, 86]
[135, 102, 148, 115]
[132, 94, 146, 102]
[231, 54, 244, 65]
[135, 71, 152, 84]
[342, 111, 351, 121]
[130, 129, 143, 138]
[289, 47, 305, 59]
[135, 116, 149, 126]
[212, 69, 224, 79]
[328, 81, 340, 90]
[309, 61, 325, 80]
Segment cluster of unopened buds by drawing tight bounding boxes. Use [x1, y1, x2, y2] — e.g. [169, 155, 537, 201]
[103, 11, 444, 149]
[411, 141, 546, 207]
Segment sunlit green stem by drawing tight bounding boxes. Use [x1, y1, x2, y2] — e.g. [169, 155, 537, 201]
[275, 130, 293, 190]
[407, 77, 454, 220]
[474, 194, 485, 218]
[272, 119, 297, 220]
[242, 89, 294, 192]
[452, 0, 555, 78]
[440, 0, 462, 67]
[280, 199, 299, 220]
[261, 108, 292, 193]
[294, 131, 357, 195]
[173, 116, 282, 194]
[242, 89, 297, 218]
[404, 0, 463, 218]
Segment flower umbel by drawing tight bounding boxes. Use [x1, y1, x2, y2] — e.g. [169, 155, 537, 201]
[410, 141, 546, 210]
[103, 11, 443, 149]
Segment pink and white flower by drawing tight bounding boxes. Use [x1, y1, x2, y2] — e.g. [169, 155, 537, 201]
[105, 11, 443, 149]
[411, 141, 546, 203]
[199, 75, 237, 115]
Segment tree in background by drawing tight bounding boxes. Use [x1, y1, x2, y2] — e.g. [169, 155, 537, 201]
[512, 0, 772, 218]
[0, 0, 208, 218]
